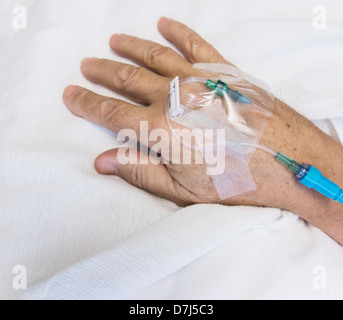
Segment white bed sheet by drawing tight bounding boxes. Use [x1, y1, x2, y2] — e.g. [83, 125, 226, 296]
[1, 0, 343, 300]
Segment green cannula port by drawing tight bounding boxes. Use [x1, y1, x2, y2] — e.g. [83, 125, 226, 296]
[206, 79, 228, 97]
[206, 79, 217, 90]
[275, 152, 303, 175]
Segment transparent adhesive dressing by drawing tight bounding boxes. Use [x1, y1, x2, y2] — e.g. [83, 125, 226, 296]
[165, 64, 274, 200]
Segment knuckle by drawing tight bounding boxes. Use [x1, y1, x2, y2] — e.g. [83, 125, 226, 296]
[185, 35, 203, 62]
[145, 45, 171, 66]
[129, 165, 146, 189]
[96, 99, 125, 125]
[75, 90, 90, 108]
[113, 65, 141, 91]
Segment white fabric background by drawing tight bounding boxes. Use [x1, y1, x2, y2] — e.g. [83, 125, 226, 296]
[1, 0, 343, 300]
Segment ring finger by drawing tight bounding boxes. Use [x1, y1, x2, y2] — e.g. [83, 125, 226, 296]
[109, 34, 194, 78]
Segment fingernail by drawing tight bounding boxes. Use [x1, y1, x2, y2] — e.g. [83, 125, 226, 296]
[110, 33, 126, 48]
[159, 17, 174, 25]
[81, 57, 98, 69]
[63, 85, 80, 98]
[99, 160, 118, 175]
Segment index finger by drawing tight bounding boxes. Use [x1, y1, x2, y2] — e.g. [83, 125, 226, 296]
[158, 17, 228, 64]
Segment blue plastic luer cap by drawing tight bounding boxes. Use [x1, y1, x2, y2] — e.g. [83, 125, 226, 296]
[298, 165, 343, 204]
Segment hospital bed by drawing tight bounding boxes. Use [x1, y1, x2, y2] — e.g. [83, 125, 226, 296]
[1, 0, 343, 300]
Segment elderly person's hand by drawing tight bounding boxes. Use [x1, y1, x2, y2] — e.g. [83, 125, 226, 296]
[63, 18, 343, 244]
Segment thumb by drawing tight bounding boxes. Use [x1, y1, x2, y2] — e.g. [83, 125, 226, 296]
[94, 148, 190, 206]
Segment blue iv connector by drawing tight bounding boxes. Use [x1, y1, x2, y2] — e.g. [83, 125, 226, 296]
[297, 164, 343, 204]
[275, 152, 343, 204]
